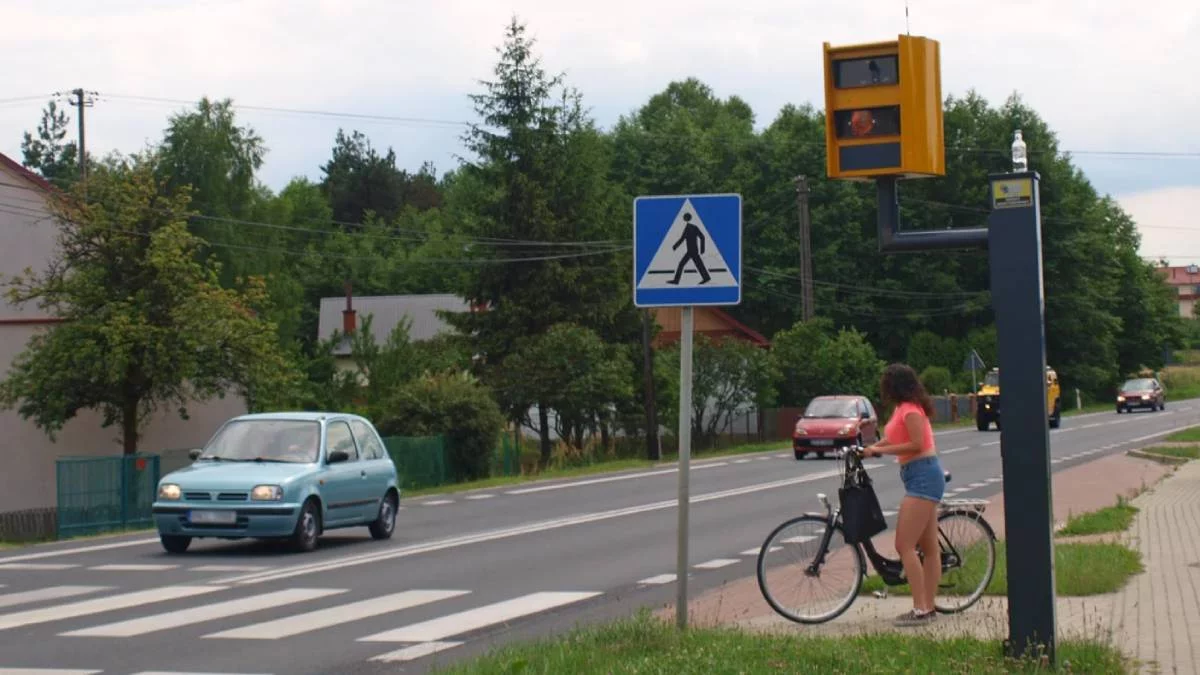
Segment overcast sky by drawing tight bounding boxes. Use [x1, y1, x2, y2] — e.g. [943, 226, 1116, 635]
[2, 0, 1197, 264]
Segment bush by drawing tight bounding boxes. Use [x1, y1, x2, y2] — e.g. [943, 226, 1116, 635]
[920, 366, 953, 394]
[374, 371, 506, 482]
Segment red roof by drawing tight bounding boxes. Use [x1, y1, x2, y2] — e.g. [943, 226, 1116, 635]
[1158, 265, 1200, 287]
[0, 151, 55, 193]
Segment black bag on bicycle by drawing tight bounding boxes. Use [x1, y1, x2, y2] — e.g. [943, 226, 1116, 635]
[839, 468, 887, 544]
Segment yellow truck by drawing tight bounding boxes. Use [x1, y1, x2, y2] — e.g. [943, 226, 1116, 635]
[975, 366, 1062, 431]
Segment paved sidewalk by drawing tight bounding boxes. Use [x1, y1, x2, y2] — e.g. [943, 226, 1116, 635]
[665, 451, 1199, 673]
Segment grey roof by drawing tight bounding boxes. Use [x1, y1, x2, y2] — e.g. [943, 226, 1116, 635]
[317, 294, 471, 355]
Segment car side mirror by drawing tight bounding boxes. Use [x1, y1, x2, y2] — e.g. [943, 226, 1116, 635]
[188, 448, 203, 460]
[327, 449, 350, 464]
[860, 411, 870, 420]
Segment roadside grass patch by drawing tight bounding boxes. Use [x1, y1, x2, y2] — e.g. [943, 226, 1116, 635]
[1058, 498, 1139, 537]
[1140, 445, 1200, 461]
[1164, 427, 1200, 443]
[431, 611, 1127, 674]
[861, 540, 1142, 598]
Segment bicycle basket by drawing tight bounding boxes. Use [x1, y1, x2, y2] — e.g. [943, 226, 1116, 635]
[838, 459, 887, 544]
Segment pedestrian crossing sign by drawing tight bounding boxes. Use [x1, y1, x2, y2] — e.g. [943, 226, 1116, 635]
[633, 194, 742, 308]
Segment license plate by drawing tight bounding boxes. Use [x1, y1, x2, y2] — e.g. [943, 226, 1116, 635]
[811, 439, 834, 447]
[189, 510, 237, 525]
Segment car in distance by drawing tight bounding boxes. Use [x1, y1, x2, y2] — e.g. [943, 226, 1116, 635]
[1116, 377, 1165, 413]
[152, 412, 400, 554]
[793, 395, 879, 460]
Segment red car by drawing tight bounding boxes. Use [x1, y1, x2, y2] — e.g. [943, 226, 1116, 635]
[793, 395, 880, 460]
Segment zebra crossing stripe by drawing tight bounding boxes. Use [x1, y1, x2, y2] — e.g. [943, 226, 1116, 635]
[0, 668, 102, 674]
[358, 591, 601, 643]
[0, 586, 224, 631]
[204, 589, 469, 640]
[369, 641, 464, 663]
[0, 586, 110, 610]
[60, 588, 345, 637]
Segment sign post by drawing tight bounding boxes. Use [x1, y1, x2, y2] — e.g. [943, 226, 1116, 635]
[633, 193, 742, 630]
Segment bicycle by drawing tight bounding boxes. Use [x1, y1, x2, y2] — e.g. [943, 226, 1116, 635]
[756, 445, 997, 624]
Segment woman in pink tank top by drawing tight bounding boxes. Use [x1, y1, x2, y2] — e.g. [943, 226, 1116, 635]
[864, 363, 944, 626]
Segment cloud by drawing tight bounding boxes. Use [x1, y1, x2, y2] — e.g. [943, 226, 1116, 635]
[1, 0, 1197, 200]
[1117, 186, 1200, 266]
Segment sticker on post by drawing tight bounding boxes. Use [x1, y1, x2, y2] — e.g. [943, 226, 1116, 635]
[992, 178, 1033, 209]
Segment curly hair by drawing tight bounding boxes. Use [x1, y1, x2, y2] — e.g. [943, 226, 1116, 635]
[879, 363, 935, 416]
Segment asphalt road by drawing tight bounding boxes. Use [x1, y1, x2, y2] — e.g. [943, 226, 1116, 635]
[0, 403, 1197, 675]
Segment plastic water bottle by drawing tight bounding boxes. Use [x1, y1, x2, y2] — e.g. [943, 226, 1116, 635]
[1011, 130, 1028, 173]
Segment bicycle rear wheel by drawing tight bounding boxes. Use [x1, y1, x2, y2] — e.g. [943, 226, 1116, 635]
[756, 514, 865, 624]
[933, 510, 997, 613]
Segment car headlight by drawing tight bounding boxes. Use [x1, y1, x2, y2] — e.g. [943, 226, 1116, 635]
[1142, 395, 1150, 400]
[251, 485, 283, 501]
[1117, 396, 1125, 402]
[839, 424, 855, 436]
[793, 426, 807, 436]
[158, 483, 182, 501]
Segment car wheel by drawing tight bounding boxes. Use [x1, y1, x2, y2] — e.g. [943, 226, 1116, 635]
[290, 499, 321, 553]
[369, 492, 398, 540]
[160, 535, 191, 554]
[816, 451, 826, 460]
[794, 450, 806, 460]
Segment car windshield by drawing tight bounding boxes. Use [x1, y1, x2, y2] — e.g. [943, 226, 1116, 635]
[1121, 379, 1155, 392]
[200, 420, 320, 463]
[803, 399, 857, 419]
[984, 372, 1000, 386]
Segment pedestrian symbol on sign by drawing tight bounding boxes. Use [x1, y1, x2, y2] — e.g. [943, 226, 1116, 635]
[669, 213, 711, 285]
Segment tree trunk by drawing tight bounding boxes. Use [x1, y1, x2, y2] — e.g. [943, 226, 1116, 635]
[122, 399, 139, 455]
[538, 404, 552, 465]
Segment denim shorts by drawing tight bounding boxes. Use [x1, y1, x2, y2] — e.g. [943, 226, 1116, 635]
[899, 455, 945, 503]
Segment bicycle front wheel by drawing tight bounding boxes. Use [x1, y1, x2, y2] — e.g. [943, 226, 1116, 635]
[756, 514, 865, 624]
[933, 509, 997, 613]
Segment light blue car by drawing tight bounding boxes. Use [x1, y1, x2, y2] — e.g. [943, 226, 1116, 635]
[152, 412, 400, 554]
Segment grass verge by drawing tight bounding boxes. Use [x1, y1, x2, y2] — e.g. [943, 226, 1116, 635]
[406, 440, 790, 497]
[861, 540, 1142, 598]
[1058, 498, 1139, 537]
[1139, 445, 1200, 460]
[1165, 426, 1200, 443]
[431, 611, 1127, 674]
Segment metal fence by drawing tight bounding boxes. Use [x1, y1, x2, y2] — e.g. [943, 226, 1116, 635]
[383, 435, 447, 490]
[55, 454, 160, 538]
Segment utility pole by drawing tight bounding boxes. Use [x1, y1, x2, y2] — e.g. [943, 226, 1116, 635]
[642, 309, 660, 461]
[67, 88, 96, 187]
[794, 175, 814, 321]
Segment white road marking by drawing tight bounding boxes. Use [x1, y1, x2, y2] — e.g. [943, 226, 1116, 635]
[0, 538, 159, 564]
[0, 585, 224, 631]
[358, 591, 601, 643]
[189, 565, 269, 573]
[755, 456, 771, 461]
[1129, 423, 1200, 444]
[986, 478, 1002, 483]
[505, 459, 732, 495]
[734, 459, 751, 464]
[773, 453, 788, 458]
[694, 559, 739, 570]
[968, 482, 987, 488]
[638, 574, 677, 585]
[131, 667, 274, 672]
[0, 669, 102, 674]
[882, 510, 898, 517]
[0, 563, 78, 571]
[951, 487, 972, 494]
[89, 564, 178, 572]
[464, 494, 495, 500]
[1051, 459, 1065, 464]
[212, 465, 869, 587]
[423, 500, 454, 506]
[62, 588, 344, 638]
[780, 535, 817, 544]
[368, 641, 463, 663]
[204, 589, 469, 640]
[0, 662, 102, 667]
[741, 546, 780, 556]
[983, 441, 1000, 447]
[940, 446, 971, 455]
[0, 586, 110, 610]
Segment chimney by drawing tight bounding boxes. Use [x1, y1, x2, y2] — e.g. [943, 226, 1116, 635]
[342, 281, 356, 335]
